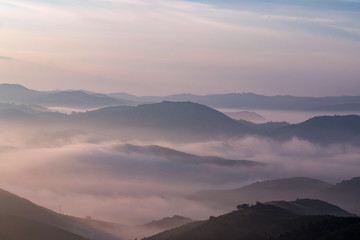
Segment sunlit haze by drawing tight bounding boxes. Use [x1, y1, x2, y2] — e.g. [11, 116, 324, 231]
[1, 0, 360, 96]
[1, 1, 360, 240]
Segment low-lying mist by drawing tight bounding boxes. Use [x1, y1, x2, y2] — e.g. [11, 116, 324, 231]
[0, 123, 359, 226]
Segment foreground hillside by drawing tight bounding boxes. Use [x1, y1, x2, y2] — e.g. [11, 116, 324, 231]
[0, 189, 119, 240]
[145, 200, 360, 240]
[0, 215, 88, 240]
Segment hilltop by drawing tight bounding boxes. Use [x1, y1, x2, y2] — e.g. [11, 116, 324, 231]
[188, 176, 360, 215]
[144, 200, 360, 240]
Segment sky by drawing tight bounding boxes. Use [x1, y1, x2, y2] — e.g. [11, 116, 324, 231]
[0, 0, 360, 96]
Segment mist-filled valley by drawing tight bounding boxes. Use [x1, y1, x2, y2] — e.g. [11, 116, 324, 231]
[2, 0, 360, 238]
[0, 84, 360, 239]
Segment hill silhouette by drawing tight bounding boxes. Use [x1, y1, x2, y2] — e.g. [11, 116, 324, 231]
[0, 188, 120, 240]
[0, 84, 127, 108]
[189, 176, 360, 215]
[76, 101, 253, 140]
[266, 199, 354, 217]
[188, 177, 332, 208]
[272, 115, 360, 144]
[144, 215, 193, 229]
[1, 88, 360, 144]
[0, 84, 41, 102]
[76, 214, 193, 240]
[115, 144, 261, 167]
[3, 83, 360, 111]
[110, 92, 360, 111]
[144, 201, 360, 240]
[319, 177, 360, 215]
[29, 91, 125, 108]
[0, 215, 88, 240]
[237, 119, 290, 133]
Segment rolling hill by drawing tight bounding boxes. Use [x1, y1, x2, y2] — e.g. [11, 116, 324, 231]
[0, 188, 120, 240]
[0, 215, 88, 240]
[0, 84, 41, 102]
[319, 177, 360, 215]
[144, 200, 360, 240]
[1, 93, 360, 144]
[109, 92, 360, 111]
[29, 91, 127, 108]
[188, 177, 333, 209]
[0, 84, 128, 108]
[3, 84, 360, 111]
[188, 176, 360, 215]
[75, 101, 254, 140]
[144, 215, 193, 230]
[114, 144, 261, 167]
[265, 198, 354, 217]
[272, 115, 360, 144]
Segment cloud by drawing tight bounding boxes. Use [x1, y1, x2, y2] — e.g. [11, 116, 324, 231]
[0, 0, 359, 95]
[1, 121, 360, 228]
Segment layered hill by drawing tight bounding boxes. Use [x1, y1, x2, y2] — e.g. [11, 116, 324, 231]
[144, 200, 360, 240]
[3, 83, 360, 111]
[29, 91, 125, 108]
[272, 115, 360, 144]
[319, 177, 360, 215]
[1, 90, 360, 144]
[265, 199, 354, 217]
[0, 84, 127, 108]
[188, 177, 360, 215]
[188, 177, 332, 209]
[74, 101, 253, 140]
[237, 119, 290, 133]
[110, 92, 360, 111]
[0, 84, 41, 102]
[114, 144, 261, 167]
[76, 214, 194, 240]
[144, 215, 193, 229]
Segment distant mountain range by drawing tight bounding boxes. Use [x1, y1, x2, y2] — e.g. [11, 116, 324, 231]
[0, 83, 128, 108]
[188, 176, 360, 215]
[144, 199, 360, 240]
[2, 83, 360, 111]
[110, 91, 360, 111]
[1, 98, 360, 144]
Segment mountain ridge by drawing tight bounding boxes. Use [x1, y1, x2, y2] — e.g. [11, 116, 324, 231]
[3, 83, 360, 111]
[109, 91, 360, 111]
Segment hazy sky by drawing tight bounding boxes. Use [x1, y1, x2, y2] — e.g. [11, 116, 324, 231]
[0, 0, 360, 96]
